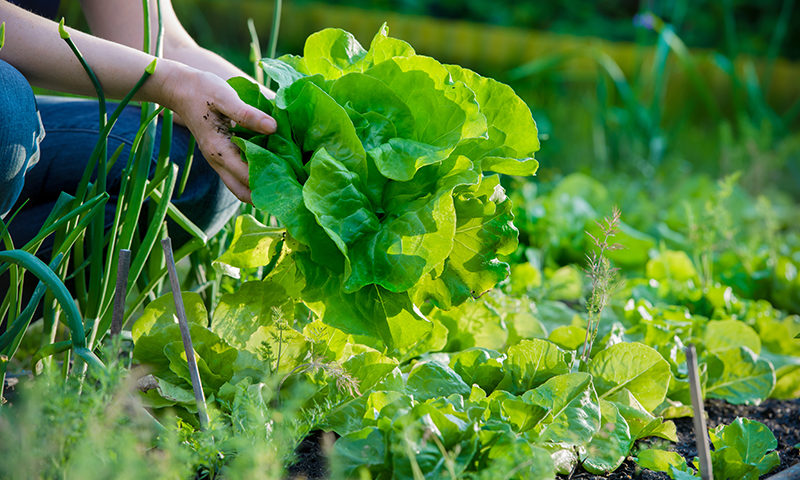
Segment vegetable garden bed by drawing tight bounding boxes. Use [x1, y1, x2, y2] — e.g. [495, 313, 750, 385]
[283, 397, 800, 479]
[2, 9, 800, 480]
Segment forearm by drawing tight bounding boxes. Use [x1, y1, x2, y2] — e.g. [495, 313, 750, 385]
[165, 41, 253, 83]
[79, 0, 261, 89]
[2, 0, 276, 203]
[0, 1, 182, 107]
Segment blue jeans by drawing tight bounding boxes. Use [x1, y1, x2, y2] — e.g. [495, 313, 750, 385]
[0, 59, 239, 252]
[0, 60, 44, 219]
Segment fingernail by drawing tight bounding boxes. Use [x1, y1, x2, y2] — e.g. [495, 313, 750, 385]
[262, 117, 277, 132]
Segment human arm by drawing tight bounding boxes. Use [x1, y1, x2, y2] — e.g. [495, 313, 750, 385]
[0, 0, 273, 202]
[80, 0, 274, 99]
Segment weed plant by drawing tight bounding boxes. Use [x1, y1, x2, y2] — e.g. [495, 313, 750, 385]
[580, 207, 623, 368]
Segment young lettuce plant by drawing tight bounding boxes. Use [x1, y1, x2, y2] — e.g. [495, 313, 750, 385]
[225, 25, 540, 355]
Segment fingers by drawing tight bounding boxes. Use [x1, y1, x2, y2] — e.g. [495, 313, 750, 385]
[225, 101, 277, 135]
[176, 74, 274, 204]
[216, 167, 252, 204]
[201, 134, 252, 203]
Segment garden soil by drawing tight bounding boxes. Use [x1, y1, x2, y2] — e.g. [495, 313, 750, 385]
[287, 398, 800, 480]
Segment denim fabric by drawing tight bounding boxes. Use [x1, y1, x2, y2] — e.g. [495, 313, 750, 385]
[0, 59, 44, 219]
[9, 95, 240, 251]
[1, 91, 240, 255]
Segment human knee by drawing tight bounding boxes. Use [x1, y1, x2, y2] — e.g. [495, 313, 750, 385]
[0, 60, 40, 136]
[0, 60, 43, 217]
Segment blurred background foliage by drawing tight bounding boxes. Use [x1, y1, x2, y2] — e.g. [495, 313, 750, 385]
[301, 0, 800, 60]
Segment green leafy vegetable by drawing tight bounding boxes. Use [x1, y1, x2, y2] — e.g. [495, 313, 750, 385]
[588, 342, 671, 411]
[214, 214, 285, 270]
[405, 361, 471, 401]
[524, 372, 601, 446]
[706, 346, 776, 404]
[709, 417, 780, 479]
[582, 400, 632, 473]
[497, 338, 569, 394]
[634, 449, 691, 477]
[229, 25, 539, 349]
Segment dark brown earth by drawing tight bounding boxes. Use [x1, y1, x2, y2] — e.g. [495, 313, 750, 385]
[287, 398, 800, 479]
[287, 430, 334, 480]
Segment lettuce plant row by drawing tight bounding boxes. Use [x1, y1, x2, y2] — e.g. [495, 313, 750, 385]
[126, 28, 798, 479]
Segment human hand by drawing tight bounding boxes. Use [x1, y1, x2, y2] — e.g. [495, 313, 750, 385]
[158, 62, 277, 203]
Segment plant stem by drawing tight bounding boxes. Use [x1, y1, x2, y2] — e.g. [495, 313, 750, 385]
[247, 18, 264, 85]
[265, 0, 283, 90]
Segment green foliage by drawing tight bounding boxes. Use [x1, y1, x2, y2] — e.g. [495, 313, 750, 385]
[0, 350, 303, 480]
[588, 342, 671, 411]
[498, 338, 569, 394]
[635, 448, 695, 479]
[705, 347, 776, 405]
[5, 13, 800, 480]
[214, 214, 285, 270]
[228, 25, 539, 353]
[708, 417, 781, 479]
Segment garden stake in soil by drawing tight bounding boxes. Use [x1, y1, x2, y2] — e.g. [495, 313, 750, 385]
[686, 344, 714, 480]
[110, 249, 131, 337]
[161, 237, 210, 429]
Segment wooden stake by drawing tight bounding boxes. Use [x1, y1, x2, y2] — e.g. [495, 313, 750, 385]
[161, 237, 209, 429]
[686, 344, 714, 480]
[110, 249, 131, 337]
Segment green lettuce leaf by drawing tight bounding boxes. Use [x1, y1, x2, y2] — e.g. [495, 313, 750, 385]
[412, 175, 519, 309]
[213, 215, 285, 269]
[634, 449, 691, 477]
[405, 361, 471, 402]
[524, 372, 601, 446]
[479, 435, 556, 480]
[706, 347, 775, 404]
[704, 319, 762, 355]
[588, 342, 671, 412]
[497, 338, 569, 394]
[331, 426, 387, 478]
[709, 417, 780, 479]
[449, 348, 505, 393]
[582, 400, 632, 474]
